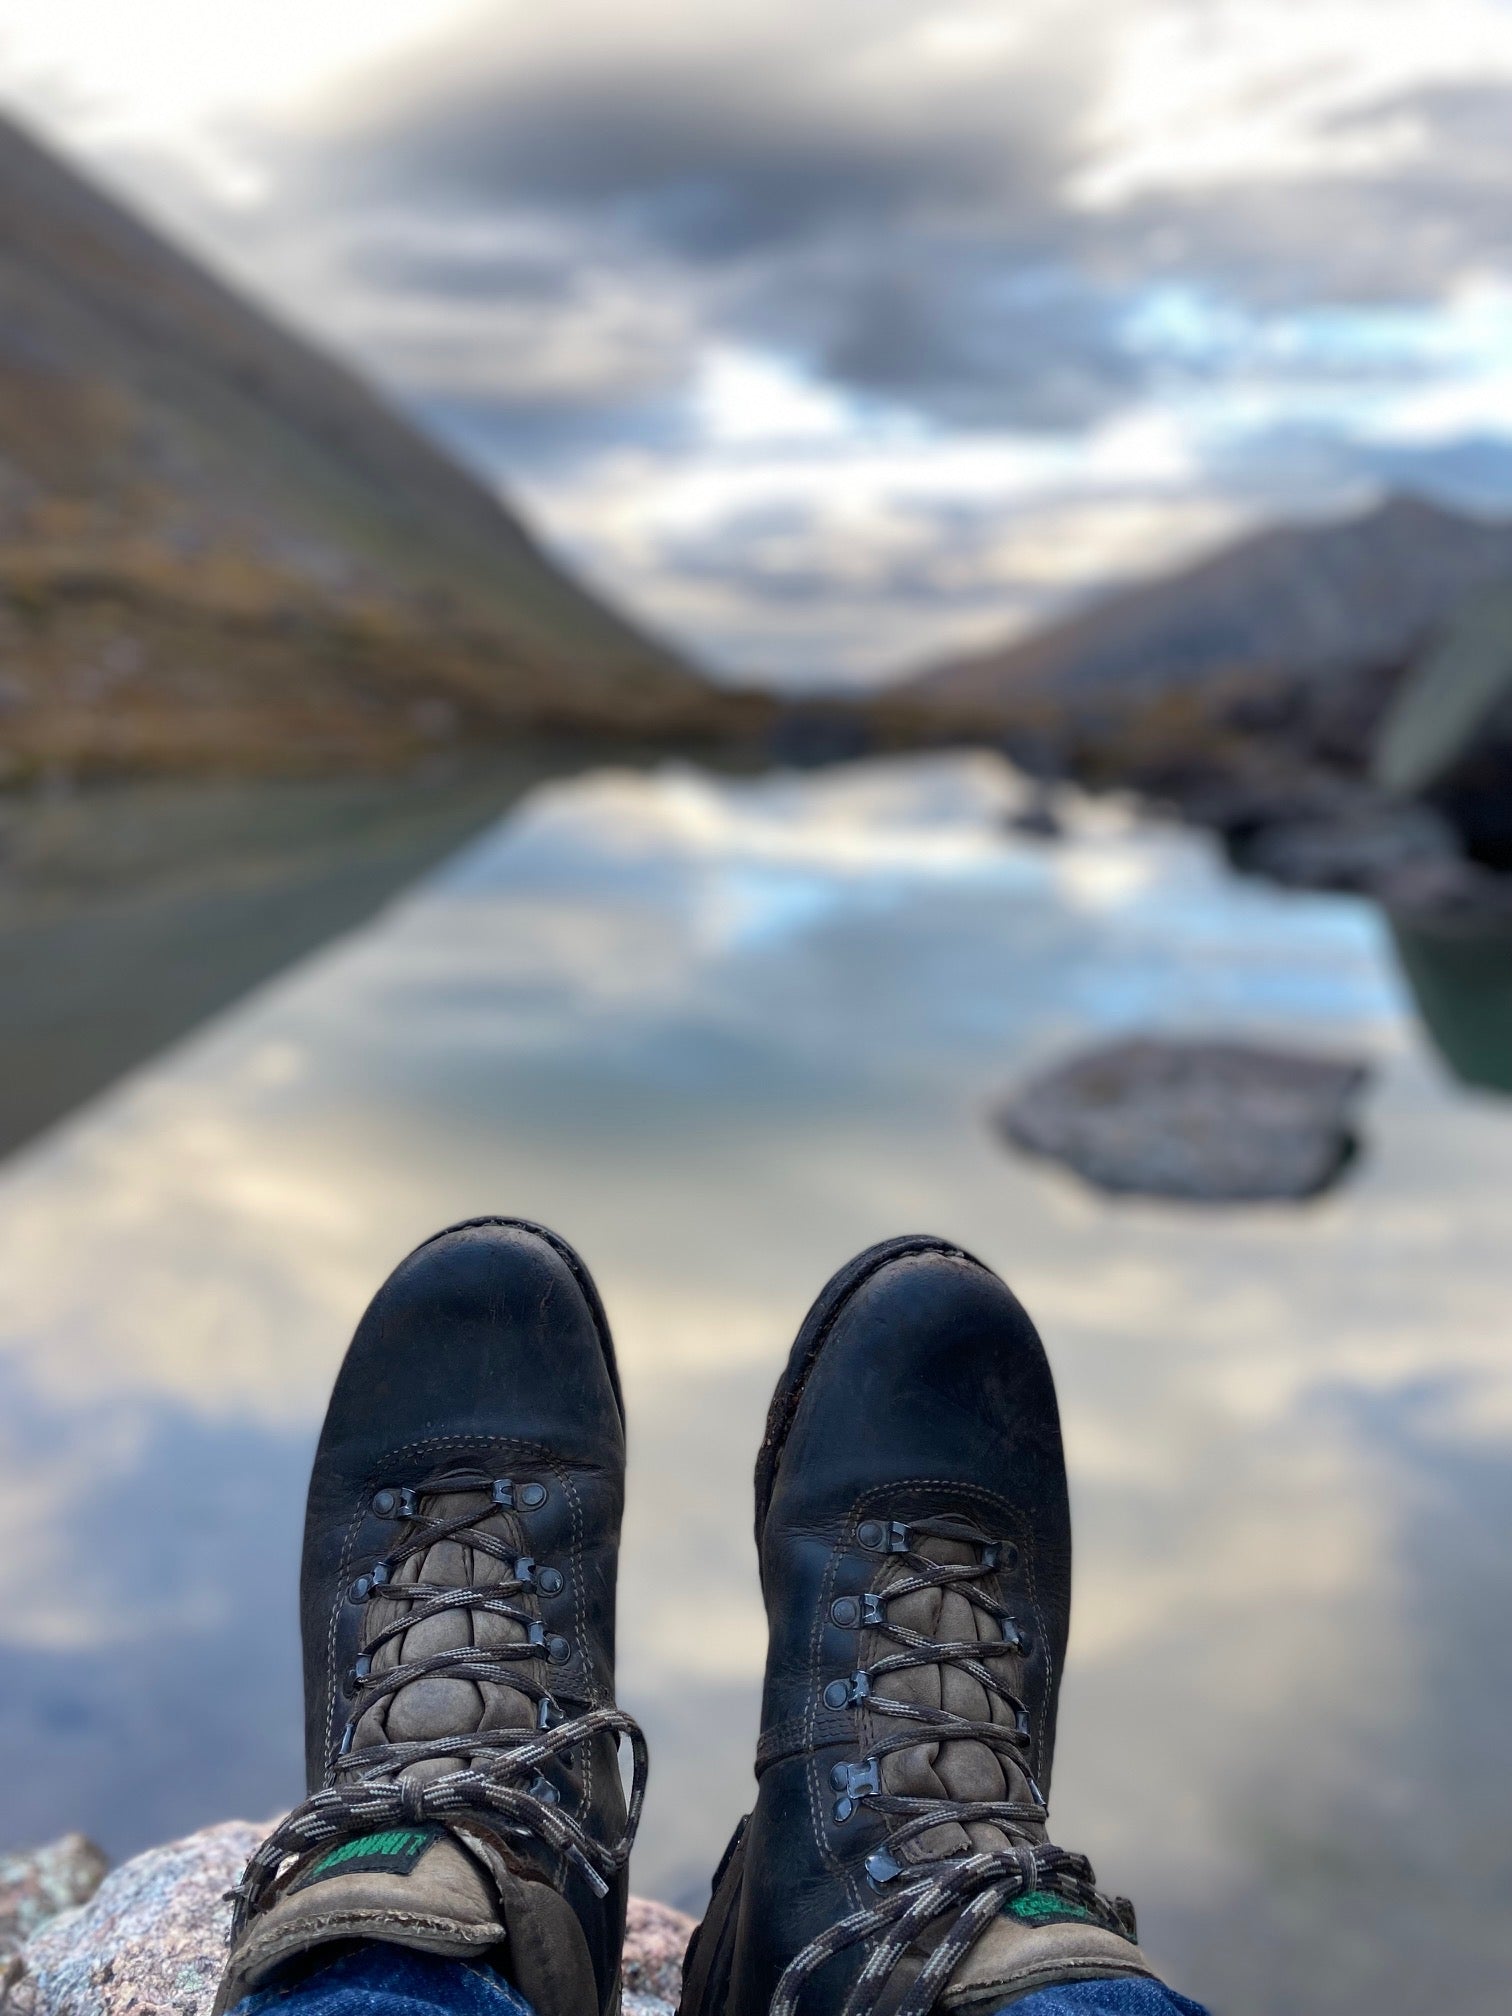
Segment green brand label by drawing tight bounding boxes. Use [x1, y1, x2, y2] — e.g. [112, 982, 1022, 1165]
[1003, 1893, 1100, 1930]
[290, 1827, 440, 1890]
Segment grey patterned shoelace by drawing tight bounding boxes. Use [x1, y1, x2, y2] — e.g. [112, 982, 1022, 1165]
[768, 1514, 1134, 2016]
[229, 1470, 646, 1941]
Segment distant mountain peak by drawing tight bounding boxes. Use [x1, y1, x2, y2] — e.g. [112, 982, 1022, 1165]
[913, 492, 1512, 713]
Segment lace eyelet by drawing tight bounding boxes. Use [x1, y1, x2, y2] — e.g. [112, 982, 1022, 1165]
[537, 1566, 565, 1596]
[824, 1669, 871, 1709]
[342, 1649, 374, 1699]
[830, 1756, 880, 1821]
[830, 1596, 861, 1628]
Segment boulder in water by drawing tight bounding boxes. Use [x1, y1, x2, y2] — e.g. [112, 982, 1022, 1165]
[996, 1037, 1371, 1202]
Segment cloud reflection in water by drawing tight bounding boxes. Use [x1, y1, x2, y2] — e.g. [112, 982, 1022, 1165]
[0, 755, 1507, 2014]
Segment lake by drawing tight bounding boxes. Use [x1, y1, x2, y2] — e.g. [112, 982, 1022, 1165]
[0, 752, 1508, 2016]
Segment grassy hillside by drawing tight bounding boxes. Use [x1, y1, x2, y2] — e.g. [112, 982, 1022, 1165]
[0, 114, 756, 775]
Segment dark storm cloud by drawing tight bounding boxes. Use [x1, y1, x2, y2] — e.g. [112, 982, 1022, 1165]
[347, 239, 582, 306]
[281, 14, 1116, 432]
[307, 30, 1070, 256]
[417, 389, 695, 476]
[277, 13, 1512, 446]
[799, 259, 1145, 428]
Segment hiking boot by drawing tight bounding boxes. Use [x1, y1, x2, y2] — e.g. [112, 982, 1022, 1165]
[680, 1235, 1153, 2016]
[216, 1219, 644, 2016]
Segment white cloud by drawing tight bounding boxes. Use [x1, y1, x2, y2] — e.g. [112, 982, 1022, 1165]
[1077, 0, 1512, 203]
[4, 0, 1512, 682]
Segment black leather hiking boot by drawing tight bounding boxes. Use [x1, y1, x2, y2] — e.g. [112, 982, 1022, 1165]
[680, 1235, 1153, 2016]
[216, 1219, 644, 2016]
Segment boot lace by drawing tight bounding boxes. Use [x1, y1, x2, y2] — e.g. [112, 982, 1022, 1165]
[229, 1469, 646, 1940]
[770, 1514, 1134, 2016]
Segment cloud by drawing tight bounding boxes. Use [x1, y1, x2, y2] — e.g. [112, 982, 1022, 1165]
[276, 2, 1512, 422]
[11, 0, 1512, 682]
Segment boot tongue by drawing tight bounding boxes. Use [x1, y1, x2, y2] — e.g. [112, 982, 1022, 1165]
[355, 1485, 540, 1784]
[859, 1532, 1041, 1863]
[857, 1533, 1156, 2008]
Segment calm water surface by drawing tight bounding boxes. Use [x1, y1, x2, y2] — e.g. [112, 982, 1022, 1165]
[1, 754, 1509, 2016]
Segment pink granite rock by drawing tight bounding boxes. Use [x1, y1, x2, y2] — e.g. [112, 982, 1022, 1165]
[623, 1897, 697, 2005]
[3, 1822, 696, 2016]
[0, 1835, 109, 1957]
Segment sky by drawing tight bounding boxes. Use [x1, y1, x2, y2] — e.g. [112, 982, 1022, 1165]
[3, 0, 1512, 688]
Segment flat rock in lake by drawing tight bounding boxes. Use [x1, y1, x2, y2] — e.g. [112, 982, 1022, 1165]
[3, 1822, 694, 2016]
[996, 1037, 1371, 1201]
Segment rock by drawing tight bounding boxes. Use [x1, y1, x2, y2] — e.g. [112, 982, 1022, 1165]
[1180, 773, 1364, 848]
[0, 1836, 108, 1957]
[1004, 789, 1064, 840]
[1424, 691, 1512, 871]
[4, 1823, 696, 2016]
[996, 1037, 1371, 1202]
[1375, 580, 1512, 799]
[1228, 800, 1462, 895]
[622, 1897, 698, 2010]
[5, 1821, 263, 2016]
[1179, 772, 1512, 916]
[1379, 853, 1512, 927]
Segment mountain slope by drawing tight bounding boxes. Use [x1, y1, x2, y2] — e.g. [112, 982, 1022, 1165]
[0, 112, 741, 773]
[914, 496, 1512, 715]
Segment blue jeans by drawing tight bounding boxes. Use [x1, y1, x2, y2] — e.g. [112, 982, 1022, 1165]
[238, 1944, 1210, 2016]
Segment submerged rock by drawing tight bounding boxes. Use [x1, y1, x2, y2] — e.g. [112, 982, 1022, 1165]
[996, 1037, 1371, 1202]
[3, 1822, 694, 2016]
